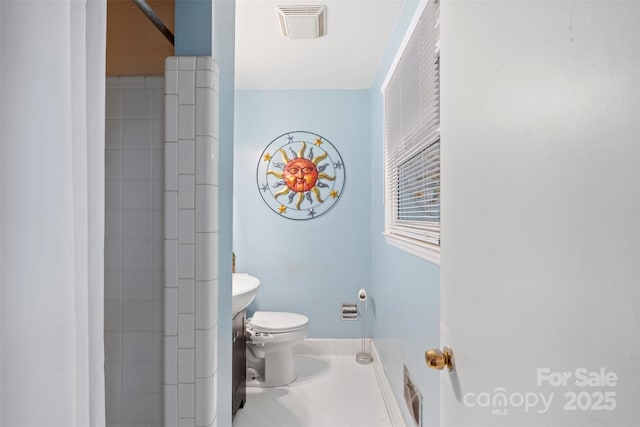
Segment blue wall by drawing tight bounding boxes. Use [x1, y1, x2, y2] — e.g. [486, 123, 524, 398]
[369, 1, 441, 426]
[233, 90, 371, 338]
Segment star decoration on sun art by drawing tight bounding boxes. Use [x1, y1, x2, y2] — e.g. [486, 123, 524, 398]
[257, 132, 345, 220]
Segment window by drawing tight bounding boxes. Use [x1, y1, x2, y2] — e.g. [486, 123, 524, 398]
[383, 0, 440, 263]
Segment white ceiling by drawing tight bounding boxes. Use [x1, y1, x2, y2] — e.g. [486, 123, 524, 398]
[234, 0, 404, 90]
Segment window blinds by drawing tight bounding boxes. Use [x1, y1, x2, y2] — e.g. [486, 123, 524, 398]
[384, 0, 440, 247]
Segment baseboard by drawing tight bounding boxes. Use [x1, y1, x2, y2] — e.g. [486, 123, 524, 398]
[371, 340, 406, 427]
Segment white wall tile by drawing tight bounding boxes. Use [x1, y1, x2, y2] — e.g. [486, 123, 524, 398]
[195, 233, 216, 281]
[179, 418, 195, 427]
[122, 240, 151, 270]
[152, 270, 164, 301]
[212, 138, 219, 186]
[152, 180, 164, 212]
[122, 332, 152, 362]
[152, 149, 164, 183]
[165, 94, 179, 142]
[105, 362, 122, 393]
[166, 70, 178, 94]
[152, 89, 164, 121]
[122, 301, 153, 331]
[123, 210, 152, 240]
[105, 210, 122, 240]
[105, 150, 122, 180]
[118, 76, 145, 88]
[165, 288, 178, 336]
[105, 332, 122, 362]
[164, 191, 178, 240]
[178, 71, 196, 105]
[195, 136, 215, 185]
[104, 269, 122, 301]
[195, 281, 215, 330]
[164, 336, 178, 385]
[195, 185, 215, 233]
[105, 392, 121, 424]
[152, 239, 164, 271]
[178, 383, 195, 418]
[105, 301, 122, 331]
[178, 105, 195, 140]
[122, 269, 152, 301]
[178, 349, 195, 383]
[106, 181, 123, 211]
[178, 314, 195, 349]
[178, 210, 195, 245]
[106, 88, 122, 119]
[166, 56, 178, 70]
[194, 376, 214, 427]
[179, 279, 195, 314]
[165, 142, 178, 191]
[106, 76, 119, 88]
[151, 391, 164, 424]
[196, 57, 214, 71]
[122, 391, 151, 424]
[152, 300, 163, 332]
[195, 88, 213, 137]
[195, 328, 214, 378]
[123, 119, 152, 150]
[179, 57, 196, 70]
[212, 93, 219, 139]
[178, 140, 195, 174]
[152, 118, 164, 151]
[195, 69, 214, 89]
[105, 119, 122, 150]
[105, 240, 122, 270]
[164, 239, 178, 288]
[123, 180, 152, 210]
[151, 332, 163, 363]
[178, 175, 195, 209]
[164, 384, 178, 427]
[123, 150, 152, 180]
[178, 244, 195, 279]
[145, 76, 164, 88]
[123, 89, 152, 119]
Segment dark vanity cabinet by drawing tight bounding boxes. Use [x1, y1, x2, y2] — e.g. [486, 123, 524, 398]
[232, 309, 246, 418]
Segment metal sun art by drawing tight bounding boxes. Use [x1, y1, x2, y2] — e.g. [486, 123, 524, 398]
[257, 131, 346, 220]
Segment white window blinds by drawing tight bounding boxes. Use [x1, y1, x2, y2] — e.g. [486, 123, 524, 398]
[383, 0, 440, 260]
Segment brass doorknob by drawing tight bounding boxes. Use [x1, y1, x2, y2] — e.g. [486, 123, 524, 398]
[425, 346, 454, 371]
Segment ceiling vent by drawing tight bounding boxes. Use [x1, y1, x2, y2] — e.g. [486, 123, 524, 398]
[276, 5, 327, 39]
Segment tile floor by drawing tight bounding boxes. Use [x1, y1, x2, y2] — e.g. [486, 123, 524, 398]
[232, 354, 393, 427]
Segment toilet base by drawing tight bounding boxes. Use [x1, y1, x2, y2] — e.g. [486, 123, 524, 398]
[246, 346, 297, 387]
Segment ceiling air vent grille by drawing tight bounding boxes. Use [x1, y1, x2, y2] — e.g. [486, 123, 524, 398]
[276, 5, 327, 39]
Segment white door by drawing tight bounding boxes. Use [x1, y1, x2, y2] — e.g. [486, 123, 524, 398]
[439, 1, 640, 426]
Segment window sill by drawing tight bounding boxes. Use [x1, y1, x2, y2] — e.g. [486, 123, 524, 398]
[383, 232, 440, 266]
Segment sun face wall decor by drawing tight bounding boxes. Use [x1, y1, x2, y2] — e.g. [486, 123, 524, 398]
[257, 131, 346, 220]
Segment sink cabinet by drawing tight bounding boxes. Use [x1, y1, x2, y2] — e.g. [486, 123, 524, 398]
[232, 309, 246, 418]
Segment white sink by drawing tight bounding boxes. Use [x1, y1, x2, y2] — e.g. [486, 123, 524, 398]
[232, 273, 260, 316]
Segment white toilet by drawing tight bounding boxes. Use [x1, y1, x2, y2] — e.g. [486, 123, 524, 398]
[246, 311, 309, 387]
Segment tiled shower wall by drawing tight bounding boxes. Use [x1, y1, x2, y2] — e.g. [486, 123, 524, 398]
[163, 57, 219, 427]
[104, 76, 165, 426]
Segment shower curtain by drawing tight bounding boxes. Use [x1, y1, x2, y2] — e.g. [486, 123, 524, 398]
[0, 1, 106, 425]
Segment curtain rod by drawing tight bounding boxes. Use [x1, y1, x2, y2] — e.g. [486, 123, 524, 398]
[132, 0, 175, 46]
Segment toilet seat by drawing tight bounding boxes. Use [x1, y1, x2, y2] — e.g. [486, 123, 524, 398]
[248, 311, 309, 333]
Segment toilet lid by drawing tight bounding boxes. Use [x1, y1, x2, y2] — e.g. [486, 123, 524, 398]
[248, 311, 309, 333]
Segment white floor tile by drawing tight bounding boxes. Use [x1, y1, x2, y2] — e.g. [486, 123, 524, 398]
[233, 355, 392, 427]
